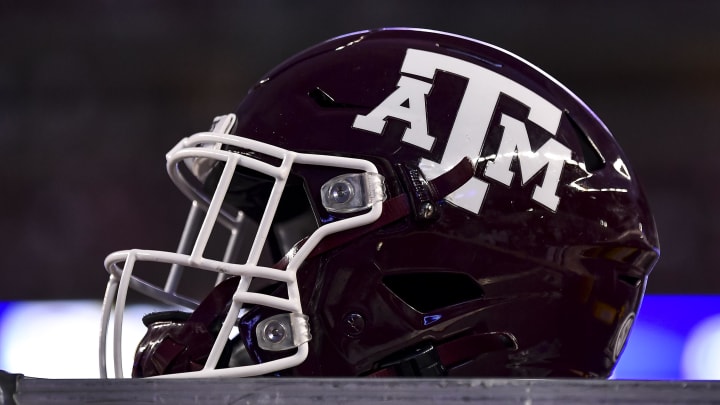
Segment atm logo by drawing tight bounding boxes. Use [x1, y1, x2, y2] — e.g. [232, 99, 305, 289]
[353, 49, 571, 213]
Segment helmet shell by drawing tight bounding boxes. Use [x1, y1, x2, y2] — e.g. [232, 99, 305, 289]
[230, 28, 659, 377]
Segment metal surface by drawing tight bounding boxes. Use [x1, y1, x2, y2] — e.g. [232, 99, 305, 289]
[2, 372, 719, 405]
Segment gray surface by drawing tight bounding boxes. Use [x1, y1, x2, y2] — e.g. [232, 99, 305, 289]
[2, 371, 720, 405]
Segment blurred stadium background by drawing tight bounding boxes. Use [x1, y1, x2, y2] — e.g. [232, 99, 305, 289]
[1, 1, 719, 379]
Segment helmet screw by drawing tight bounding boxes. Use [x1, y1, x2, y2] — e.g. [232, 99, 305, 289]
[263, 319, 287, 343]
[418, 202, 436, 219]
[342, 312, 365, 337]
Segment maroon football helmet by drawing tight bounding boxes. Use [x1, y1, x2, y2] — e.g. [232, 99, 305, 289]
[100, 28, 659, 379]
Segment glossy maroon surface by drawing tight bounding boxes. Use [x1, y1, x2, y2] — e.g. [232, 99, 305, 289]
[137, 28, 659, 378]
[222, 28, 660, 377]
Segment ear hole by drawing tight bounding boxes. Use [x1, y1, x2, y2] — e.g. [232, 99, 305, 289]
[383, 272, 485, 313]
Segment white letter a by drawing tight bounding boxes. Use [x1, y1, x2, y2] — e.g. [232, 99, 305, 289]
[352, 75, 435, 150]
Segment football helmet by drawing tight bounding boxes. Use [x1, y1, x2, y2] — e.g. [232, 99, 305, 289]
[100, 28, 659, 378]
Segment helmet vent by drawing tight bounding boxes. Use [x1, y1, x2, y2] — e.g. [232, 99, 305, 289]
[382, 272, 485, 313]
[617, 274, 642, 288]
[564, 110, 606, 171]
[308, 87, 360, 108]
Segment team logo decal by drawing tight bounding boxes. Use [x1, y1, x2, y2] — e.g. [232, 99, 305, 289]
[352, 49, 571, 214]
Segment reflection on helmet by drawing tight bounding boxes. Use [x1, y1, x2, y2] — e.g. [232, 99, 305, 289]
[100, 28, 659, 379]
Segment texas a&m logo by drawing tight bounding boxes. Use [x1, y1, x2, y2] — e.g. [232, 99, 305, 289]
[352, 49, 572, 214]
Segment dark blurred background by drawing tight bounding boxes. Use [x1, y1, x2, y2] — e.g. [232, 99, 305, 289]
[0, 1, 718, 300]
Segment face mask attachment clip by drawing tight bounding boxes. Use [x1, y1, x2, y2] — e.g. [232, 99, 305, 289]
[256, 313, 312, 351]
[320, 172, 386, 214]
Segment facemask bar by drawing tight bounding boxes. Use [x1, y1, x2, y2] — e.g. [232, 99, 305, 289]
[100, 114, 385, 378]
[164, 201, 246, 295]
[169, 113, 246, 298]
